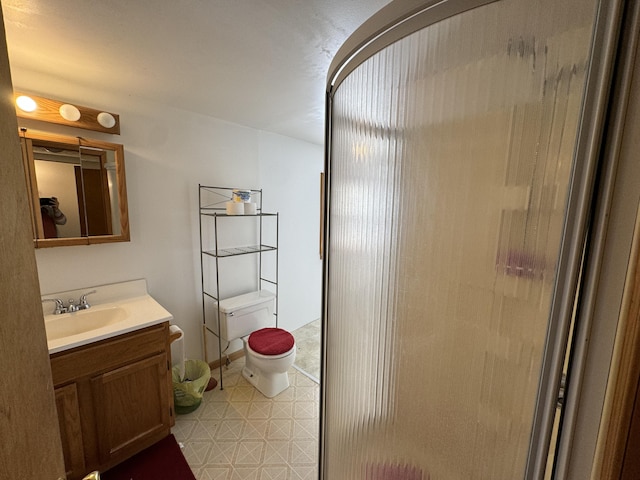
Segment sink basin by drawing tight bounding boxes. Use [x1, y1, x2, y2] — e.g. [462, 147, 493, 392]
[43, 280, 174, 354]
[45, 307, 128, 341]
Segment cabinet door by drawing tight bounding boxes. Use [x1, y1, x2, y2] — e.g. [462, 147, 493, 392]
[91, 353, 171, 464]
[54, 383, 86, 479]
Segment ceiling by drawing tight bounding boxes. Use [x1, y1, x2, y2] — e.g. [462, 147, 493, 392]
[1, 0, 390, 145]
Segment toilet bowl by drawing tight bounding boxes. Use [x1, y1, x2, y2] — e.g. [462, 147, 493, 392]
[242, 327, 296, 397]
[215, 290, 296, 397]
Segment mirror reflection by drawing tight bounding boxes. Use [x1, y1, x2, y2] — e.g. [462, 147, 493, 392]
[20, 130, 129, 247]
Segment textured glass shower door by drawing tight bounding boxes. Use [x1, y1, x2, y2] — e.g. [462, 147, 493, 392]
[322, 0, 614, 478]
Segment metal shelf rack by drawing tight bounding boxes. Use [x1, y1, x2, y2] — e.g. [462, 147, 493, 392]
[198, 185, 279, 389]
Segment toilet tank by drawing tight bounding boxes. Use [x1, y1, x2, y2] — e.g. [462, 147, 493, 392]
[215, 290, 276, 341]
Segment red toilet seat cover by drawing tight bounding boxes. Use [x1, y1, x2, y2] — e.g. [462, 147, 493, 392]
[249, 328, 294, 355]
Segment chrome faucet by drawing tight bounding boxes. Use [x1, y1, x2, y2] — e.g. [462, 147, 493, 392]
[67, 298, 78, 312]
[42, 290, 97, 314]
[42, 298, 67, 315]
[68, 290, 97, 312]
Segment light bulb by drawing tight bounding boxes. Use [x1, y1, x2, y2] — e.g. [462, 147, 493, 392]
[16, 95, 37, 112]
[59, 104, 81, 121]
[97, 112, 116, 128]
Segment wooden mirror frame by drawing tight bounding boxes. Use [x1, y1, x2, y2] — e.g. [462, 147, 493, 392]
[20, 129, 130, 247]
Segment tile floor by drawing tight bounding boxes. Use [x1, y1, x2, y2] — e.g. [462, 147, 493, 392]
[174, 321, 321, 480]
[291, 319, 321, 381]
[174, 319, 560, 478]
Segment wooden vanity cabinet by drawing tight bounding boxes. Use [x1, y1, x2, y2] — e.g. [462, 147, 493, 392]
[50, 322, 174, 479]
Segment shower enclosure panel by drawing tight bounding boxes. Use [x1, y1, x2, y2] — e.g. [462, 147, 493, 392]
[322, 0, 620, 479]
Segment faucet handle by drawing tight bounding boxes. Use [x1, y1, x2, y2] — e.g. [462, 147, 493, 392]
[79, 289, 97, 305]
[42, 298, 67, 315]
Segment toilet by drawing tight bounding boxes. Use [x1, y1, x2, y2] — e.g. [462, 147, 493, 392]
[216, 290, 296, 397]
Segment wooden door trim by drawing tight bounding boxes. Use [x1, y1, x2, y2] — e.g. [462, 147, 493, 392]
[595, 2, 640, 478]
[598, 227, 640, 478]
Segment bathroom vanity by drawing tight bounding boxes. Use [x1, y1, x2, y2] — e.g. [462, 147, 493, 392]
[43, 280, 174, 479]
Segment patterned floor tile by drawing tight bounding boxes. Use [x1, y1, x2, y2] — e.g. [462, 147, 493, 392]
[241, 419, 269, 440]
[217, 418, 248, 440]
[182, 441, 213, 466]
[263, 440, 291, 465]
[225, 401, 251, 419]
[231, 466, 260, 479]
[231, 385, 258, 402]
[206, 440, 237, 465]
[271, 402, 294, 419]
[266, 418, 293, 440]
[289, 439, 318, 465]
[190, 420, 219, 441]
[172, 418, 198, 442]
[175, 320, 320, 479]
[259, 465, 290, 480]
[198, 465, 232, 480]
[198, 400, 226, 420]
[293, 401, 317, 419]
[247, 401, 273, 419]
[294, 386, 317, 402]
[292, 418, 319, 440]
[234, 440, 265, 465]
[271, 386, 296, 402]
[289, 466, 318, 480]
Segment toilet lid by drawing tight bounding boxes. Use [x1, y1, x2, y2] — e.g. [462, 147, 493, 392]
[249, 328, 294, 356]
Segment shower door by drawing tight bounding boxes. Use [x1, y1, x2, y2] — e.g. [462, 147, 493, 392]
[322, 0, 623, 478]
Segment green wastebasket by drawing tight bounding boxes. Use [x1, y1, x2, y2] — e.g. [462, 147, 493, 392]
[172, 359, 211, 414]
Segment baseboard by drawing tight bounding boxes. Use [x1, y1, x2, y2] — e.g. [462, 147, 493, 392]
[208, 349, 245, 370]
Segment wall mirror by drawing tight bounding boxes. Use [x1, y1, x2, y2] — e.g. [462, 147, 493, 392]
[20, 129, 130, 247]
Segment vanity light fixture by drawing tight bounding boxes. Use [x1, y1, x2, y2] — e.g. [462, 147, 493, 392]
[14, 92, 120, 134]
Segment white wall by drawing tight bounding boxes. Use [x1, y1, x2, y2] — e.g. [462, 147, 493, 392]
[258, 130, 324, 332]
[15, 73, 323, 362]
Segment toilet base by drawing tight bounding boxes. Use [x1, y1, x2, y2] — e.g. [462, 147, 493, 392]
[242, 366, 290, 398]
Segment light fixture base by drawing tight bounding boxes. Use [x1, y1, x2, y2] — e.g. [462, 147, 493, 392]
[14, 92, 120, 134]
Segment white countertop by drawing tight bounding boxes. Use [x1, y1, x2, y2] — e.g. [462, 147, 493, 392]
[43, 279, 173, 354]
